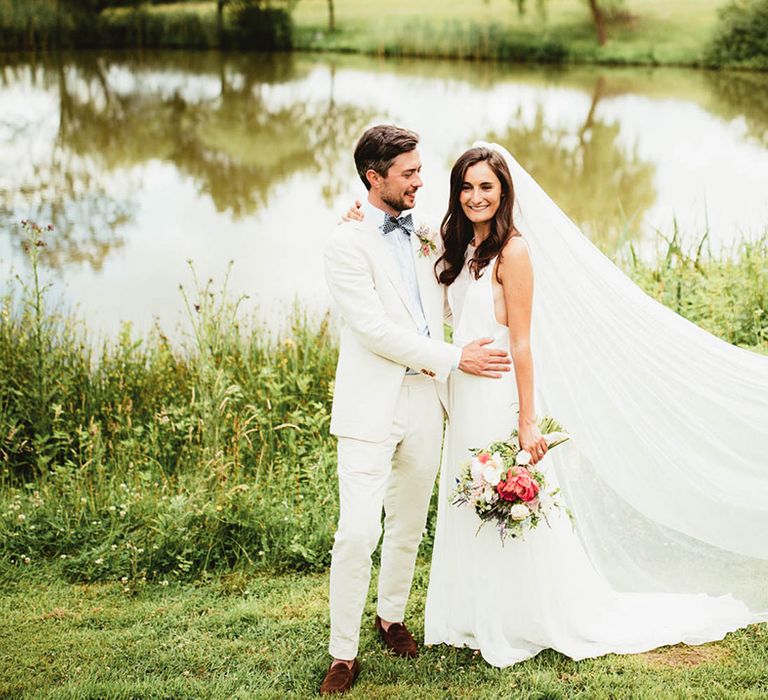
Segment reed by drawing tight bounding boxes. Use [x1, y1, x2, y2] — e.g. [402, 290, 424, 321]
[1, 221, 766, 588]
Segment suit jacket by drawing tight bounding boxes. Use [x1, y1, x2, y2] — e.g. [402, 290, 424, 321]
[324, 215, 459, 442]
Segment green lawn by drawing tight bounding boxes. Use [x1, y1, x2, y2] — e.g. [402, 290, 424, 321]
[291, 0, 723, 66]
[2, 563, 766, 699]
[146, 0, 726, 66]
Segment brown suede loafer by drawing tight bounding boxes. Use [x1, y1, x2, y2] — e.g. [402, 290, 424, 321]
[374, 615, 419, 658]
[319, 658, 360, 695]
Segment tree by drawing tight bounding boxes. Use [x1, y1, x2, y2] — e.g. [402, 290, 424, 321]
[585, 0, 606, 45]
[514, 0, 622, 46]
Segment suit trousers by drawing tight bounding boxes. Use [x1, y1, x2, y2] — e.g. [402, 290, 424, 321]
[328, 374, 444, 660]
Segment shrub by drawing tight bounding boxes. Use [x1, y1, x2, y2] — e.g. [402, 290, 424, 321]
[707, 0, 768, 69]
[226, 2, 293, 51]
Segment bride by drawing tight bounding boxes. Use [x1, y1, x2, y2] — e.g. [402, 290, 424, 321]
[423, 142, 768, 666]
[350, 142, 768, 667]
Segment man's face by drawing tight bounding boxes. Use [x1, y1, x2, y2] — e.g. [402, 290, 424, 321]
[376, 149, 423, 212]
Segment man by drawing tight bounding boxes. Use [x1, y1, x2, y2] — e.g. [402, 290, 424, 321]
[320, 125, 510, 695]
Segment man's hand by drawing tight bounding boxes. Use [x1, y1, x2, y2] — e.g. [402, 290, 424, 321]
[458, 338, 512, 378]
[341, 199, 364, 223]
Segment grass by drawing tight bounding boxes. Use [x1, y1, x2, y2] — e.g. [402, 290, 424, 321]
[1, 0, 756, 68]
[2, 562, 767, 699]
[0, 221, 766, 697]
[288, 0, 724, 66]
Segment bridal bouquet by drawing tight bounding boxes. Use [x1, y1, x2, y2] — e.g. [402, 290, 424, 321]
[450, 416, 570, 543]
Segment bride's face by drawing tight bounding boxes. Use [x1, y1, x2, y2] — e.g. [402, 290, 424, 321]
[459, 162, 502, 225]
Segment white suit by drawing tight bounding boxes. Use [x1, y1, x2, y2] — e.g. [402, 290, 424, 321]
[323, 206, 460, 660]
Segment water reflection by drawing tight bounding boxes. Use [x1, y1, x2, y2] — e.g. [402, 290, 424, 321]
[705, 71, 768, 147]
[492, 77, 656, 251]
[0, 52, 767, 337]
[1, 52, 373, 273]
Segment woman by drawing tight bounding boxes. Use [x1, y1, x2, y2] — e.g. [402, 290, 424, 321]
[423, 143, 768, 666]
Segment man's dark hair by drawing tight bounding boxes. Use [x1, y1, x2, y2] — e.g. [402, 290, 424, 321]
[354, 125, 419, 190]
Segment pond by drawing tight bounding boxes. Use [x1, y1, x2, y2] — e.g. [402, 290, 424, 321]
[1, 51, 767, 340]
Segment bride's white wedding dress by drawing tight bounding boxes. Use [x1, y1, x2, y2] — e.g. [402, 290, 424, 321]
[423, 244, 754, 667]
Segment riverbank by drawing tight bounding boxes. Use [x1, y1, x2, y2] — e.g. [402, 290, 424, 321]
[1, 226, 766, 584]
[2, 562, 766, 698]
[292, 0, 722, 67]
[1, 227, 766, 695]
[4, 0, 765, 70]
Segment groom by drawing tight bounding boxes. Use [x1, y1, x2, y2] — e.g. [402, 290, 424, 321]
[320, 125, 511, 695]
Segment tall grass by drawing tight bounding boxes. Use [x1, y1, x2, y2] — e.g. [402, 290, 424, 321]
[1, 221, 766, 589]
[1, 221, 338, 587]
[0, 0, 292, 50]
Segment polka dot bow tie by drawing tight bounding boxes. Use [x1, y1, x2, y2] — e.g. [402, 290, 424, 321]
[382, 213, 414, 236]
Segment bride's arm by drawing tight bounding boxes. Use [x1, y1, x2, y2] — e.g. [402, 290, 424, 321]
[498, 237, 548, 465]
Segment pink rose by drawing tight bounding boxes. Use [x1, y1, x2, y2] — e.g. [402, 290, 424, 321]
[477, 452, 490, 465]
[496, 467, 540, 502]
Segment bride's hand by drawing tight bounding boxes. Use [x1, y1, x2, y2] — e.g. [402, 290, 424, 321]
[519, 419, 548, 465]
[340, 199, 364, 223]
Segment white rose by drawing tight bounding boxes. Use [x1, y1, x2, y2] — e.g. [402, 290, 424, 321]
[515, 450, 532, 466]
[482, 464, 501, 486]
[470, 458, 484, 481]
[483, 488, 497, 503]
[510, 503, 530, 521]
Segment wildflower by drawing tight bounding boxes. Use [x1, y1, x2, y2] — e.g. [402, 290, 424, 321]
[22, 556, 31, 565]
[60, 554, 67, 560]
[17, 513, 25, 522]
[161, 580, 169, 587]
[121, 576, 129, 584]
[80, 497, 87, 505]
[515, 450, 532, 466]
[95, 558, 104, 565]
[109, 506, 116, 513]
[111, 544, 117, 551]
[510, 504, 531, 521]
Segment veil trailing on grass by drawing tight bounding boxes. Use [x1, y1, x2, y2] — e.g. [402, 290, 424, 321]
[475, 141, 768, 618]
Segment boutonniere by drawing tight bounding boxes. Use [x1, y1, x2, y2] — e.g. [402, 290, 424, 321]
[415, 225, 437, 258]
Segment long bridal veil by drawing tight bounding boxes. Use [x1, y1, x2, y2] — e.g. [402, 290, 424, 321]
[474, 141, 768, 618]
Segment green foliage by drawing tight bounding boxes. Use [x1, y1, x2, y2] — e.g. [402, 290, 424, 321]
[0, 0, 292, 49]
[1, 222, 339, 583]
[707, 0, 768, 69]
[625, 229, 768, 351]
[1, 221, 766, 590]
[295, 18, 570, 62]
[227, 1, 293, 49]
[99, 6, 220, 49]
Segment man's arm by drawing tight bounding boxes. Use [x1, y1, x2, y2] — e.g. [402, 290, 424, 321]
[324, 229, 511, 380]
[324, 231, 460, 381]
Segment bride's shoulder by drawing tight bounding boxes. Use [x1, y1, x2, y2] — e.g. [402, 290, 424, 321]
[497, 233, 532, 281]
[500, 233, 531, 261]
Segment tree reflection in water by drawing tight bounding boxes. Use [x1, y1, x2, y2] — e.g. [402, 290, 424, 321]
[705, 71, 768, 148]
[491, 77, 656, 254]
[1, 52, 373, 270]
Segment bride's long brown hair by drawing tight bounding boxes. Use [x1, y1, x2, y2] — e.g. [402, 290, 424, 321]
[435, 147, 519, 286]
